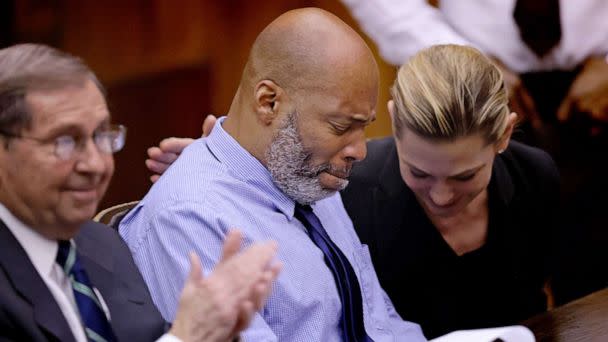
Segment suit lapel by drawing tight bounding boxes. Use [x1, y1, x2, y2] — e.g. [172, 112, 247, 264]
[75, 224, 116, 301]
[75, 222, 148, 310]
[0, 220, 76, 342]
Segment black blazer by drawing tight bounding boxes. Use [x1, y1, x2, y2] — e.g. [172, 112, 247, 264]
[342, 137, 562, 338]
[0, 220, 167, 342]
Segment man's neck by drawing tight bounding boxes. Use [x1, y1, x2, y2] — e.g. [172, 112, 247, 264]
[223, 113, 270, 168]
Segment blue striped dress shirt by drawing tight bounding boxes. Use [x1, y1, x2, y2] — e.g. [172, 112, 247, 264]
[119, 117, 426, 342]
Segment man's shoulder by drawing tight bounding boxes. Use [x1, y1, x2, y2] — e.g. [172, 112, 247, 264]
[165, 138, 226, 182]
[77, 221, 129, 254]
[78, 220, 120, 240]
[138, 139, 230, 209]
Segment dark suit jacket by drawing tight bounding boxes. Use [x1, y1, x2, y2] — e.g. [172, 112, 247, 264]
[0, 220, 166, 341]
[342, 137, 563, 338]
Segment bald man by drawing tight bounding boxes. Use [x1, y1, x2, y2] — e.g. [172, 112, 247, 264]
[120, 8, 425, 342]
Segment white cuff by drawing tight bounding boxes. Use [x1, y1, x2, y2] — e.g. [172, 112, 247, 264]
[156, 333, 183, 342]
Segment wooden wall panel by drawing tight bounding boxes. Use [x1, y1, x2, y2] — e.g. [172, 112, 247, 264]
[9, 0, 396, 206]
[60, 0, 212, 85]
[101, 64, 211, 208]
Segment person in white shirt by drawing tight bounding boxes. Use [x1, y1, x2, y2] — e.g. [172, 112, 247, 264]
[340, 0, 608, 305]
[341, 0, 608, 127]
[0, 43, 281, 342]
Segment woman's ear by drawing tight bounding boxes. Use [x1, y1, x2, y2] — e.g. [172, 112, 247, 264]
[387, 100, 395, 122]
[388, 99, 406, 144]
[496, 112, 518, 153]
[254, 80, 283, 125]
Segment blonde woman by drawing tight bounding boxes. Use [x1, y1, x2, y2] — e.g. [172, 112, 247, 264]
[342, 44, 563, 338]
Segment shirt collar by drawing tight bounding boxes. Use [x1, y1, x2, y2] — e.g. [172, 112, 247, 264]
[206, 116, 296, 219]
[0, 203, 59, 278]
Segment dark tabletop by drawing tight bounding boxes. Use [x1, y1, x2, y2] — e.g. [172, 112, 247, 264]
[523, 287, 608, 342]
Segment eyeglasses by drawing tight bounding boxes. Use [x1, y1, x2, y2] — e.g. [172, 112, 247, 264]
[0, 124, 127, 161]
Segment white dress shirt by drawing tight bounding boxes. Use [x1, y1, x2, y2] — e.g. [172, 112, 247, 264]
[342, 0, 608, 72]
[0, 203, 180, 342]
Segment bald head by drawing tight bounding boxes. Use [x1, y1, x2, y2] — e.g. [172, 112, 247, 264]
[224, 8, 378, 180]
[243, 7, 378, 96]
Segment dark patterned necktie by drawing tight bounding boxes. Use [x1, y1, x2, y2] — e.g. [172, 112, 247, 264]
[294, 204, 372, 342]
[56, 240, 117, 342]
[513, 0, 562, 57]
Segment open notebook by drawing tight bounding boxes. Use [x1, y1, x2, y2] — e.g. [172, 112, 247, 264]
[430, 325, 535, 342]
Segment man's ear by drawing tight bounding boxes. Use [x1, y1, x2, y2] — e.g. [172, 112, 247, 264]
[496, 112, 518, 153]
[254, 80, 283, 126]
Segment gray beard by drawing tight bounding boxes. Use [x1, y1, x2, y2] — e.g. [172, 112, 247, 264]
[266, 112, 349, 205]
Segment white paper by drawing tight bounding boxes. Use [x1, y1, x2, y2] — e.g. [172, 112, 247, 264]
[430, 325, 535, 342]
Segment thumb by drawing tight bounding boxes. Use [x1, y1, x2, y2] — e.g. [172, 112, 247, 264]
[186, 251, 204, 284]
[221, 229, 243, 261]
[202, 115, 218, 137]
[557, 97, 573, 122]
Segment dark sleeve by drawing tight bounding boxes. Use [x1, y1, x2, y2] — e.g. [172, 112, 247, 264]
[533, 146, 562, 288]
[502, 142, 561, 293]
[511, 142, 605, 305]
[551, 179, 608, 304]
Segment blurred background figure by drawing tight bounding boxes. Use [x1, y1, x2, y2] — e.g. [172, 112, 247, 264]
[341, 0, 608, 302]
[341, 0, 608, 132]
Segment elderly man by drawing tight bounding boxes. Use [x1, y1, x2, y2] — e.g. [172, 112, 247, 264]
[120, 8, 425, 342]
[0, 43, 280, 342]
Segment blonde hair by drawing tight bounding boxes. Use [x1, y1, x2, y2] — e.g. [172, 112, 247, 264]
[390, 44, 509, 143]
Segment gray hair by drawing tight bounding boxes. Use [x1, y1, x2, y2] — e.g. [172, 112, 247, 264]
[0, 43, 104, 135]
